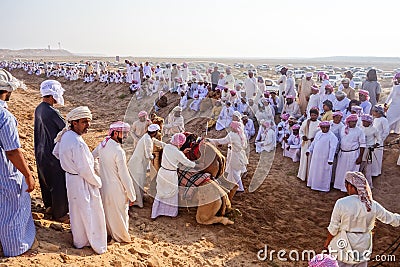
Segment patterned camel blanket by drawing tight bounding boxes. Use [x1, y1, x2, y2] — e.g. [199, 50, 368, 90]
[177, 168, 211, 200]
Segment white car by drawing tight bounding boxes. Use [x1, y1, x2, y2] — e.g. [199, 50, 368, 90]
[293, 70, 305, 79]
[381, 73, 394, 79]
[265, 78, 279, 92]
[329, 74, 342, 87]
[352, 77, 362, 89]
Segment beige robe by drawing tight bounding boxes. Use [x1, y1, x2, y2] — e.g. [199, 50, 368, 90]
[298, 78, 315, 114]
[131, 119, 151, 148]
[92, 139, 136, 242]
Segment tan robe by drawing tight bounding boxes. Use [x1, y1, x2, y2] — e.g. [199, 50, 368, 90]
[131, 119, 151, 148]
[298, 78, 315, 114]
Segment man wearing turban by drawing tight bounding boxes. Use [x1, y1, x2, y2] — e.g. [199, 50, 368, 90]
[92, 121, 136, 243]
[128, 124, 161, 208]
[34, 80, 69, 222]
[334, 114, 366, 192]
[151, 133, 196, 219]
[163, 106, 185, 137]
[0, 69, 37, 257]
[298, 72, 315, 114]
[53, 106, 107, 254]
[325, 171, 400, 266]
[306, 121, 338, 192]
[131, 110, 151, 149]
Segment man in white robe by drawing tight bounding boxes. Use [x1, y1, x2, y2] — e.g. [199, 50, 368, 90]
[334, 114, 366, 192]
[208, 121, 248, 192]
[225, 68, 235, 90]
[163, 106, 185, 137]
[53, 106, 107, 254]
[143, 62, 152, 78]
[277, 67, 288, 113]
[131, 111, 151, 149]
[282, 95, 301, 119]
[243, 71, 257, 100]
[92, 121, 136, 243]
[242, 115, 255, 140]
[128, 124, 160, 208]
[297, 108, 321, 181]
[359, 115, 381, 188]
[306, 121, 338, 192]
[216, 102, 234, 131]
[371, 105, 389, 176]
[151, 133, 195, 219]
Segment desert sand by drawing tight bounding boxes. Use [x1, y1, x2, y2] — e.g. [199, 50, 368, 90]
[0, 67, 399, 267]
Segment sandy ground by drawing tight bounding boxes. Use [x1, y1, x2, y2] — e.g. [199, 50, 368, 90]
[0, 69, 399, 267]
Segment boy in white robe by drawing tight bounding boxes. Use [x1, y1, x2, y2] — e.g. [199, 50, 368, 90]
[371, 105, 389, 176]
[128, 124, 161, 208]
[189, 94, 201, 112]
[282, 95, 301, 119]
[334, 114, 366, 192]
[179, 91, 188, 110]
[216, 102, 234, 131]
[53, 106, 107, 254]
[333, 90, 350, 113]
[306, 121, 338, 192]
[92, 122, 136, 243]
[359, 115, 381, 188]
[255, 120, 276, 153]
[283, 124, 301, 162]
[297, 108, 321, 181]
[306, 85, 320, 116]
[242, 115, 255, 140]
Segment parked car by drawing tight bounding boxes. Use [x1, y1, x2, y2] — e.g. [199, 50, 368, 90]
[329, 74, 342, 87]
[294, 70, 305, 79]
[265, 78, 279, 92]
[381, 73, 394, 79]
[352, 77, 362, 89]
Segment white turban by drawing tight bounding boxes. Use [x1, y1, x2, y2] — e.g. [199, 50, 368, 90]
[148, 124, 160, 132]
[172, 106, 182, 112]
[54, 106, 92, 143]
[233, 111, 242, 119]
[40, 80, 65, 106]
[305, 72, 313, 78]
[0, 68, 26, 92]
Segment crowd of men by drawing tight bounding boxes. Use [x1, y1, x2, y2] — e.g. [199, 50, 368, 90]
[1, 62, 400, 266]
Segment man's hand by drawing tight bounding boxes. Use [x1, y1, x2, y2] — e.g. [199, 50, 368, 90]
[25, 175, 35, 192]
[183, 148, 191, 154]
[306, 152, 310, 157]
[355, 157, 362, 165]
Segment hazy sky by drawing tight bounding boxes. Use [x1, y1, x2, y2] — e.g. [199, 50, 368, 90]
[1, 0, 399, 58]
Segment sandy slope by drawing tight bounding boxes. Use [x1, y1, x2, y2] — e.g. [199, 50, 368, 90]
[1, 70, 399, 267]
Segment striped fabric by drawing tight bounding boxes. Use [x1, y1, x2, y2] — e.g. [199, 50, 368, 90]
[0, 107, 36, 256]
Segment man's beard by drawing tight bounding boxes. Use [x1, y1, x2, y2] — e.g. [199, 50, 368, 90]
[5, 92, 11, 101]
[117, 137, 123, 144]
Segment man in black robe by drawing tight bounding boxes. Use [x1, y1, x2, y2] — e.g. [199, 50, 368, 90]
[34, 80, 68, 222]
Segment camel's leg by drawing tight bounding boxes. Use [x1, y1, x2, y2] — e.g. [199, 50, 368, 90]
[196, 213, 234, 225]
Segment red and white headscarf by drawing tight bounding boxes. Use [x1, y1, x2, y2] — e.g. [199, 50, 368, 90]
[138, 110, 148, 118]
[319, 121, 330, 127]
[359, 89, 370, 99]
[345, 114, 358, 134]
[345, 171, 373, 212]
[101, 121, 131, 147]
[230, 121, 247, 147]
[361, 114, 373, 123]
[171, 133, 186, 147]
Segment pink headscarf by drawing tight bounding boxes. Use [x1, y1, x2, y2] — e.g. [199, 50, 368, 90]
[286, 95, 295, 99]
[171, 133, 186, 147]
[262, 121, 271, 133]
[281, 113, 290, 120]
[230, 90, 236, 96]
[292, 124, 300, 130]
[138, 110, 148, 118]
[325, 84, 334, 91]
[345, 114, 358, 134]
[102, 121, 131, 147]
[308, 254, 339, 267]
[230, 121, 247, 147]
[351, 105, 363, 116]
[311, 85, 319, 91]
[361, 114, 373, 123]
[345, 171, 373, 212]
[332, 111, 343, 117]
[319, 121, 330, 127]
[359, 89, 370, 99]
